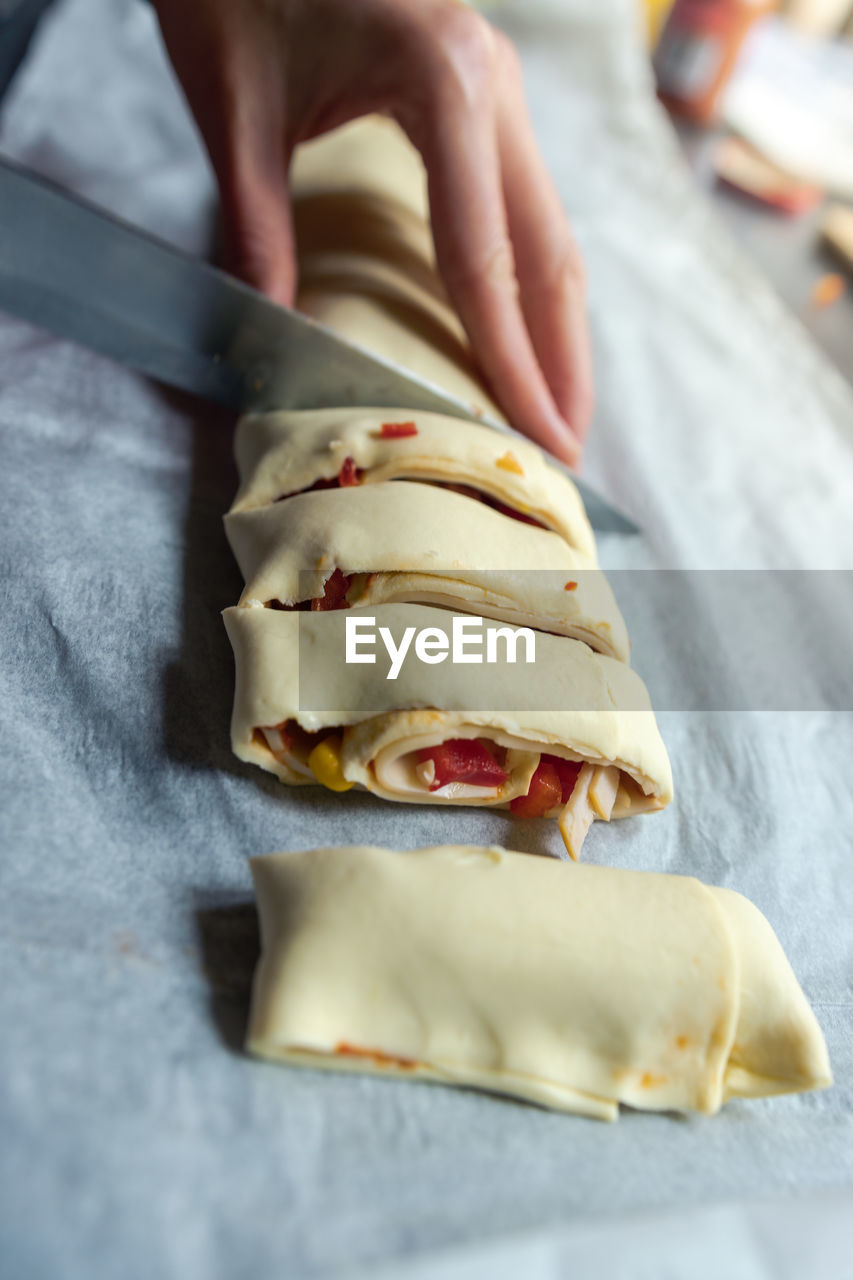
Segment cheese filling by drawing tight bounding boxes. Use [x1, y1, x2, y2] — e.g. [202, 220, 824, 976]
[258, 715, 661, 858]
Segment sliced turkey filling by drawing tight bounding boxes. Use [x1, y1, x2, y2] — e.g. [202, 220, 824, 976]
[387, 736, 624, 859]
[259, 720, 638, 858]
[400, 738, 537, 802]
[257, 720, 352, 791]
[272, 450, 547, 530]
[257, 721, 321, 779]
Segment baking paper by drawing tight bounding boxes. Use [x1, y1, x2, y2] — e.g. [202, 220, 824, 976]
[0, 1, 851, 1276]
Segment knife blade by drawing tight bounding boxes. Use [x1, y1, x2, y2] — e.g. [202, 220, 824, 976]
[0, 155, 638, 535]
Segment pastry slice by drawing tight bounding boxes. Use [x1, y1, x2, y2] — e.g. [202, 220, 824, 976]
[224, 482, 628, 662]
[247, 845, 832, 1120]
[291, 116, 502, 420]
[223, 603, 671, 858]
[229, 408, 595, 559]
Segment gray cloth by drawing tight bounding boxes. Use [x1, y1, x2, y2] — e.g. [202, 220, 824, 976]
[1, 1, 852, 1277]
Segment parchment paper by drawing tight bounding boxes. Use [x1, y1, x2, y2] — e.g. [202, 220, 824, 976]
[0, 1, 851, 1277]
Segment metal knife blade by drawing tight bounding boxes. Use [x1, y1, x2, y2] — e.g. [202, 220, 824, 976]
[0, 155, 638, 535]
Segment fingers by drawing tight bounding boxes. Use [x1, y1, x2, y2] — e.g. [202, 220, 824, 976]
[494, 37, 594, 441]
[217, 143, 297, 307]
[402, 8, 585, 465]
[155, 0, 592, 457]
[211, 55, 298, 306]
[153, 1, 298, 306]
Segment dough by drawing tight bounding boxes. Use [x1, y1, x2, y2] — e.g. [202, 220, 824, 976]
[223, 602, 672, 856]
[290, 116, 501, 418]
[221, 117, 673, 852]
[230, 407, 596, 559]
[247, 845, 832, 1120]
[225, 482, 628, 661]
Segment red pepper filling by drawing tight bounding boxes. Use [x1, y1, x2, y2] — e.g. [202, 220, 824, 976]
[440, 481, 545, 529]
[335, 1042, 417, 1069]
[378, 421, 418, 439]
[337, 455, 360, 486]
[311, 567, 352, 611]
[417, 739, 509, 791]
[275, 456, 364, 500]
[510, 755, 582, 818]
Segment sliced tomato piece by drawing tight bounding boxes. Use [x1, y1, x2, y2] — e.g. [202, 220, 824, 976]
[510, 755, 581, 818]
[379, 421, 418, 439]
[337, 456, 361, 486]
[417, 739, 508, 791]
[510, 760, 562, 818]
[546, 755, 582, 804]
[311, 567, 352, 611]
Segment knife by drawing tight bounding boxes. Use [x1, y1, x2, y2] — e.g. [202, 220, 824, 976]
[0, 155, 637, 535]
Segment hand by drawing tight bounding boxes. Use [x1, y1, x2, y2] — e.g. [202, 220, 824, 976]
[153, 0, 593, 464]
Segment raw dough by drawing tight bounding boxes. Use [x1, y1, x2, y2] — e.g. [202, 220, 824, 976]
[225, 482, 628, 661]
[223, 602, 672, 824]
[247, 844, 832, 1120]
[290, 116, 501, 418]
[230, 407, 596, 559]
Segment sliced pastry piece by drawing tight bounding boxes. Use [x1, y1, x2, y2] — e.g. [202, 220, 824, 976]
[292, 110, 430, 226]
[247, 845, 832, 1120]
[223, 603, 671, 858]
[230, 407, 595, 559]
[224, 482, 627, 661]
[291, 116, 501, 420]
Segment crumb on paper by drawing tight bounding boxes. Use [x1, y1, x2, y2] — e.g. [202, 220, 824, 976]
[811, 274, 846, 309]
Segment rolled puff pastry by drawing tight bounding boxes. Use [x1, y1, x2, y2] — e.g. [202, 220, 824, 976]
[222, 602, 672, 843]
[229, 407, 596, 559]
[291, 116, 500, 418]
[224, 482, 628, 661]
[247, 845, 832, 1120]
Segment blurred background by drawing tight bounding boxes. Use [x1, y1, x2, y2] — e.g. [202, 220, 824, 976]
[2, 0, 851, 383]
[648, 0, 853, 383]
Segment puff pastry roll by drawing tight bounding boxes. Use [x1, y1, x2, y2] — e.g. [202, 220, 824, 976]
[247, 845, 832, 1120]
[230, 407, 595, 559]
[225, 482, 628, 662]
[290, 115, 501, 419]
[223, 603, 671, 857]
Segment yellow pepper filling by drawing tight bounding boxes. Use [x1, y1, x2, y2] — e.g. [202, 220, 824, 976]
[495, 451, 524, 475]
[308, 735, 353, 792]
